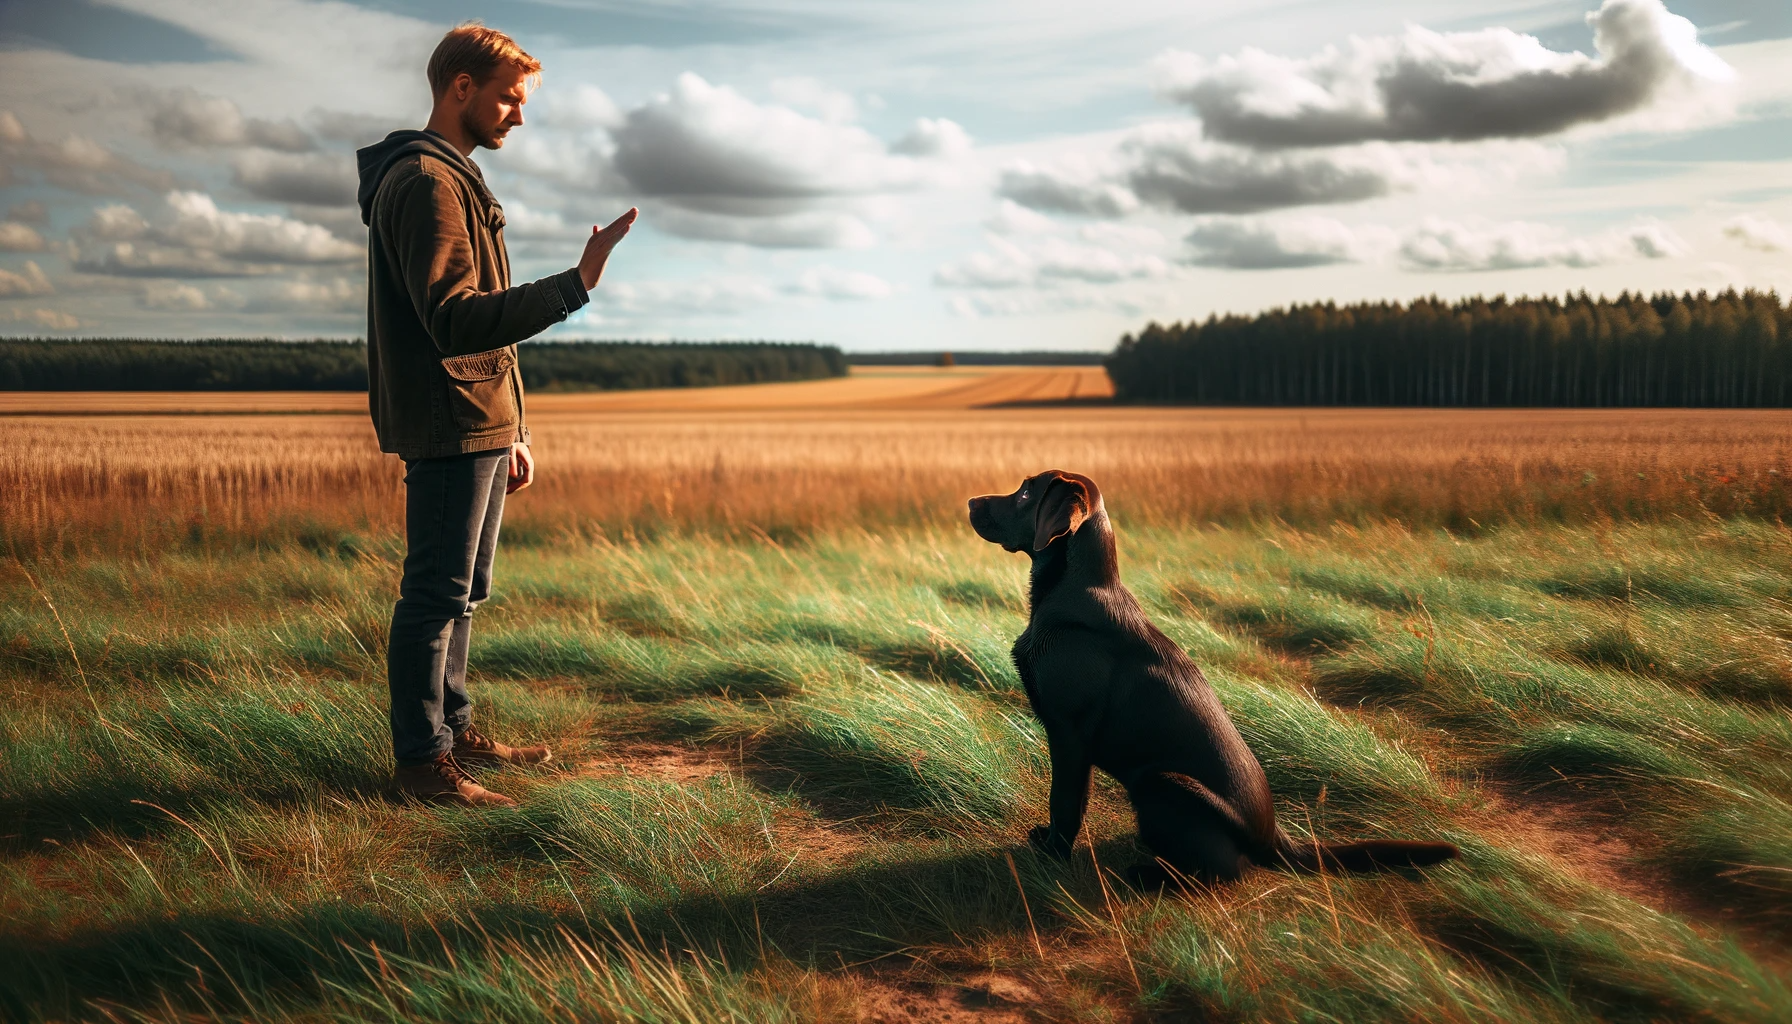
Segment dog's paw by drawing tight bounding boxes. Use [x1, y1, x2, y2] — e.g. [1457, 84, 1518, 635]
[1027, 825, 1073, 860]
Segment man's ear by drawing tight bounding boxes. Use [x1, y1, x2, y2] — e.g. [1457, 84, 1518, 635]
[1032, 475, 1092, 551]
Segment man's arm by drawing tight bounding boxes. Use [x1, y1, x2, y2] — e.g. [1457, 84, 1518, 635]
[390, 171, 586, 357]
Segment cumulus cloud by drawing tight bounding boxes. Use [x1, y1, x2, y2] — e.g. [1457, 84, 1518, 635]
[255, 277, 362, 313]
[149, 91, 314, 152]
[0, 260, 54, 297]
[1723, 214, 1791, 252]
[141, 282, 212, 311]
[1397, 217, 1684, 271]
[610, 74, 953, 206]
[788, 266, 894, 300]
[232, 150, 357, 206]
[0, 222, 45, 251]
[890, 118, 973, 158]
[997, 159, 1139, 216]
[935, 236, 1171, 289]
[652, 207, 877, 248]
[73, 191, 361, 277]
[1186, 216, 1388, 268]
[1156, 0, 1733, 149]
[1122, 128, 1394, 213]
[0, 110, 176, 195]
[501, 202, 585, 240]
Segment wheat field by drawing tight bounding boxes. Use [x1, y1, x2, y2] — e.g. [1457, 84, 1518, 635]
[6, 366, 1792, 553]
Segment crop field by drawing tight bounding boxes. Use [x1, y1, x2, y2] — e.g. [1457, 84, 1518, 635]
[5, 367, 1792, 1022]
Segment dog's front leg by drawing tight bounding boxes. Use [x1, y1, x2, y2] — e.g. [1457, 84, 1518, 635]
[1029, 736, 1091, 860]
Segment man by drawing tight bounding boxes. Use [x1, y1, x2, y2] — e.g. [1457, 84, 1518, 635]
[356, 23, 636, 807]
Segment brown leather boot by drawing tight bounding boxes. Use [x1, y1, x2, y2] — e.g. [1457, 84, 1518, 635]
[395, 753, 517, 807]
[453, 724, 552, 767]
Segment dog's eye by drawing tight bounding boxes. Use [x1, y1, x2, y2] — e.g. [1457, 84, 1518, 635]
[1020, 489, 1030, 500]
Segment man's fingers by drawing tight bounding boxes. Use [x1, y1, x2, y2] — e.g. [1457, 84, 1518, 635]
[594, 208, 638, 240]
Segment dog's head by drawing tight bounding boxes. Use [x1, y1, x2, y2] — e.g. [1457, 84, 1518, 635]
[967, 470, 1101, 553]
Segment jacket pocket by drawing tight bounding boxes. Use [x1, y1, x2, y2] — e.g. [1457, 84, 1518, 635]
[440, 348, 519, 433]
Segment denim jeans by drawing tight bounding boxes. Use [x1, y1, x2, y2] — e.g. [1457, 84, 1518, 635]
[388, 447, 510, 766]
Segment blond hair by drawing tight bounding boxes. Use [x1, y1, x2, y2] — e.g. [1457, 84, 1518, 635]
[427, 23, 541, 98]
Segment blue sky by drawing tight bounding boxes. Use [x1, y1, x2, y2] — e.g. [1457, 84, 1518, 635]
[0, 0, 1788, 350]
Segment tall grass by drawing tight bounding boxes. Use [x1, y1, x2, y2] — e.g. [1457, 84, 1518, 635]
[9, 407, 1792, 554]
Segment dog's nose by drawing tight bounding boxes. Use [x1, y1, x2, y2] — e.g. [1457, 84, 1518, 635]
[968, 496, 987, 510]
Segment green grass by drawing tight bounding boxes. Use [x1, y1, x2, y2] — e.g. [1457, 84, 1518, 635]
[4, 520, 1792, 1021]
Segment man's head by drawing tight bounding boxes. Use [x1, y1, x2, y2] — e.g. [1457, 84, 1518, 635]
[426, 23, 540, 150]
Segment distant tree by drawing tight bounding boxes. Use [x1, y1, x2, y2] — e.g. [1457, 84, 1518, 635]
[1104, 289, 1792, 407]
[937, 351, 956, 368]
[0, 339, 849, 391]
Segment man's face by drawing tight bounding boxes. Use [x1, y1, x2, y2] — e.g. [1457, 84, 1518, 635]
[458, 65, 529, 150]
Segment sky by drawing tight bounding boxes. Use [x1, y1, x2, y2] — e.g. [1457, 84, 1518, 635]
[0, 0, 1789, 351]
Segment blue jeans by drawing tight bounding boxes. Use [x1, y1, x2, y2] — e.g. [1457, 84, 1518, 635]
[387, 448, 509, 766]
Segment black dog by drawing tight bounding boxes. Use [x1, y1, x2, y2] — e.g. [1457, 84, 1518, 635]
[969, 470, 1459, 885]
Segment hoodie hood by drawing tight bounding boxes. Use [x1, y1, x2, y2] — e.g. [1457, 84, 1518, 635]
[356, 129, 506, 231]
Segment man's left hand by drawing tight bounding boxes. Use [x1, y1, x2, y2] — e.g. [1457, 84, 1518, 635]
[506, 442, 534, 494]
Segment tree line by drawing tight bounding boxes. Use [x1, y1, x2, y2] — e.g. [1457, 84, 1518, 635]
[1104, 289, 1792, 407]
[0, 339, 847, 391]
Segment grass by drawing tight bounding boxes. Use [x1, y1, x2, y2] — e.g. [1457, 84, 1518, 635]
[6, 392, 1792, 1020]
[6, 517, 1792, 1022]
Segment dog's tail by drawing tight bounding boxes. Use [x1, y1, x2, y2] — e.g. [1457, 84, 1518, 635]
[1270, 827, 1459, 873]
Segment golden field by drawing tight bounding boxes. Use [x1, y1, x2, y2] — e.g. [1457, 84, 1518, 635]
[7, 364, 1792, 551]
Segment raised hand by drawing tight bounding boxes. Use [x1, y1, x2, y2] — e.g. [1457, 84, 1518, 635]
[578, 207, 638, 291]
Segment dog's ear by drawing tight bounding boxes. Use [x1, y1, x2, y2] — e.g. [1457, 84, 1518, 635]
[1033, 474, 1093, 551]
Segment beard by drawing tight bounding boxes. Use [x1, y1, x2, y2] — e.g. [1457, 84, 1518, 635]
[460, 108, 509, 150]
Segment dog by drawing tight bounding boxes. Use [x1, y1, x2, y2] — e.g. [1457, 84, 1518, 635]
[968, 470, 1459, 886]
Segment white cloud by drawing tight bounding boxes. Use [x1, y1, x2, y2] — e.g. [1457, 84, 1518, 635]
[1155, 0, 1734, 148]
[0, 110, 176, 195]
[1121, 127, 1394, 214]
[73, 191, 361, 276]
[149, 90, 314, 151]
[0, 222, 45, 251]
[609, 73, 956, 206]
[257, 276, 361, 312]
[789, 266, 893, 300]
[890, 117, 973, 158]
[998, 158, 1139, 216]
[141, 282, 212, 310]
[84, 204, 150, 241]
[1723, 214, 1791, 252]
[1186, 216, 1389, 269]
[232, 150, 356, 206]
[502, 202, 585, 240]
[1397, 217, 1684, 271]
[160, 191, 360, 262]
[1001, 126, 1557, 219]
[0, 260, 53, 297]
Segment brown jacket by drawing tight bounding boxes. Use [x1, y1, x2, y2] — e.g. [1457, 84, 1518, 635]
[357, 130, 587, 459]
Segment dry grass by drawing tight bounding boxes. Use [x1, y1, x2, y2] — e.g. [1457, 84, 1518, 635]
[7, 368, 1792, 553]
